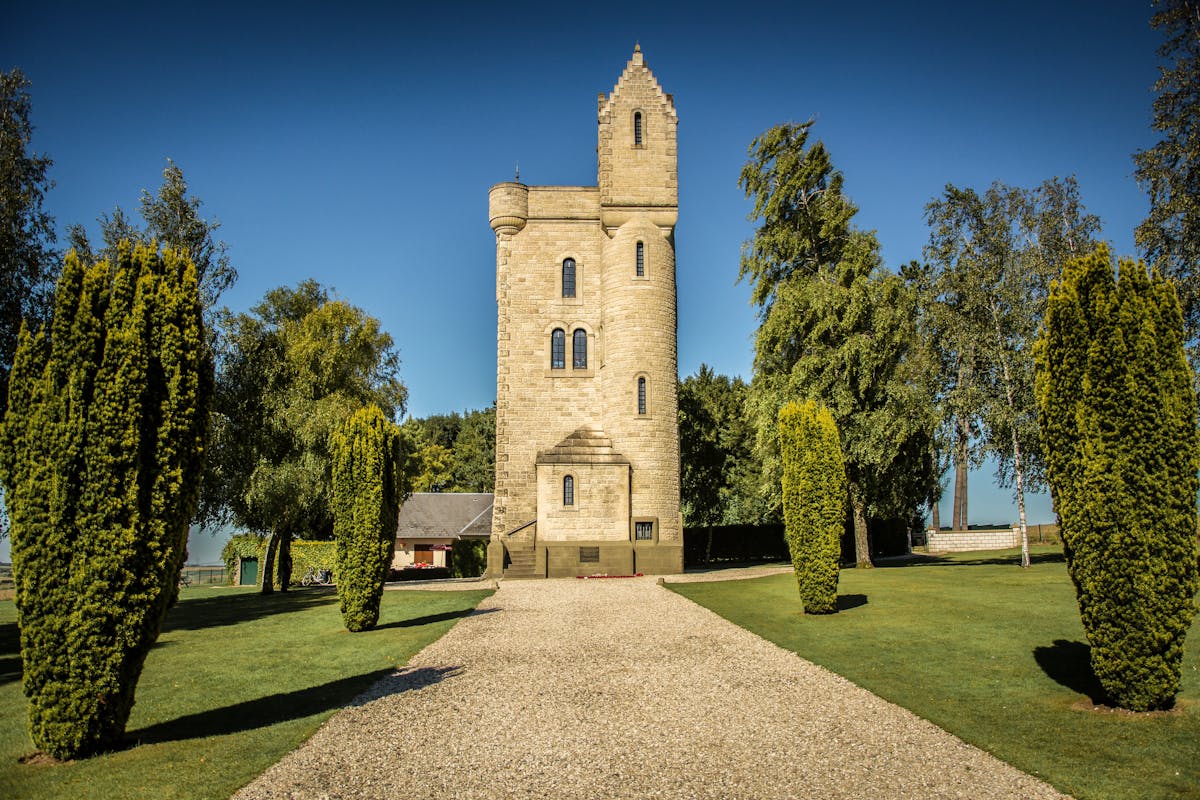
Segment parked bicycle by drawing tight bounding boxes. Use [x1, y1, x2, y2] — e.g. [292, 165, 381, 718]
[301, 567, 333, 587]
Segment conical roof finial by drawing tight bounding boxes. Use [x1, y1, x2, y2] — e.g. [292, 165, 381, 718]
[634, 42, 640, 53]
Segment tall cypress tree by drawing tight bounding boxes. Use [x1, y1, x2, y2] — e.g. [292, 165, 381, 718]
[779, 399, 846, 614]
[331, 404, 405, 632]
[1035, 243, 1199, 711]
[0, 242, 211, 758]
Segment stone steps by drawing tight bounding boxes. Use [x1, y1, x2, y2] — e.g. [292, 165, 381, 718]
[504, 549, 538, 580]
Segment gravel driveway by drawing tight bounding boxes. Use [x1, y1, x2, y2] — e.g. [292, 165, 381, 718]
[234, 575, 1067, 799]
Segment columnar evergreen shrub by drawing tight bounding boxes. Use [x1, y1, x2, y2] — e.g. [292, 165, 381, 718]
[0, 242, 211, 757]
[449, 539, 487, 578]
[778, 399, 847, 614]
[1034, 243, 1199, 711]
[331, 404, 405, 632]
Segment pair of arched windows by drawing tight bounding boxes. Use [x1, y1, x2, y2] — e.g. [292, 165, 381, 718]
[551, 328, 587, 370]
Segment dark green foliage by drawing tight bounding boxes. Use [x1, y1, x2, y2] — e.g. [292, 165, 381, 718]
[1035, 243, 1199, 711]
[449, 539, 488, 578]
[0, 242, 211, 758]
[332, 405, 406, 632]
[679, 366, 770, 527]
[0, 69, 57, 416]
[1134, 0, 1200, 367]
[402, 405, 496, 494]
[779, 400, 846, 613]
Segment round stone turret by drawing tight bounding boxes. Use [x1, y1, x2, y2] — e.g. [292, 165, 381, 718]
[488, 182, 528, 235]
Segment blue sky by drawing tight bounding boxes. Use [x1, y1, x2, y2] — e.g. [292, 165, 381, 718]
[1, 2, 1167, 557]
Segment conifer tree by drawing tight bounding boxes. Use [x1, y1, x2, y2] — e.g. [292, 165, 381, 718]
[331, 404, 406, 632]
[1035, 243, 1199, 711]
[0, 242, 211, 758]
[779, 399, 846, 614]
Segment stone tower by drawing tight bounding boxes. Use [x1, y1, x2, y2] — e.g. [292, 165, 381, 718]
[487, 47, 682, 578]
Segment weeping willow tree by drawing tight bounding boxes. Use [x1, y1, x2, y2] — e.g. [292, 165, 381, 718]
[0, 242, 211, 758]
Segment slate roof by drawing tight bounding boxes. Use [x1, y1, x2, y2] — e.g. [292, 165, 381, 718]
[395, 493, 494, 540]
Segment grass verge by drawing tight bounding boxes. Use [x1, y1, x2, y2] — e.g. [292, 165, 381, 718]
[669, 547, 1199, 800]
[0, 584, 492, 799]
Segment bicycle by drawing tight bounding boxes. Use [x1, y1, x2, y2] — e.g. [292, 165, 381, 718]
[301, 567, 333, 587]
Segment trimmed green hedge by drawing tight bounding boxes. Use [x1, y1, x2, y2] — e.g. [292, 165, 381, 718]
[449, 539, 487, 578]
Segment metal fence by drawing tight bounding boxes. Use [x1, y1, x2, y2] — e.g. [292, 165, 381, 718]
[179, 565, 227, 586]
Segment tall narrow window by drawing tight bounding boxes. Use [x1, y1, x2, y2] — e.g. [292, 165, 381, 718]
[573, 329, 588, 368]
[633, 111, 643, 146]
[563, 475, 575, 506]
[637, 376, 647, 415]
[636, 241, 645, 277]
[551, 329, 565, 369]
[562, 258, 576, 298]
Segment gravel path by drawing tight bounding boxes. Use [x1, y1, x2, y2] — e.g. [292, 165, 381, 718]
[234, 576, 1067, 799]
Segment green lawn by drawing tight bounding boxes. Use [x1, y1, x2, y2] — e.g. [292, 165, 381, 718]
[670, 547, 1199, 800]
[0, 585, 492, 799]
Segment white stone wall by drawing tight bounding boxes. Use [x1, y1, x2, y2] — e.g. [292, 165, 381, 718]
[925, 527, 1021, 553]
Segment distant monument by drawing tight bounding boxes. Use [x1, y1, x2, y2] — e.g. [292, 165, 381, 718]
[487, 47, 682, 578]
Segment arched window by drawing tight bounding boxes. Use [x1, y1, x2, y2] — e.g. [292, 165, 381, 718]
[573, 329, 588, 368]
[637, 376, 647, 415]
[563, 475, 575, 506]
[636, 241, 645, 277]
[562, 258, 576, 298]
[551, 329, 565, 369]
[633, 111, 643, 146]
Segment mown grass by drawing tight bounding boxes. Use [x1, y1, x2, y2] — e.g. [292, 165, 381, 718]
[0, 585, 492, 799]
[670, 547, 1199, 800]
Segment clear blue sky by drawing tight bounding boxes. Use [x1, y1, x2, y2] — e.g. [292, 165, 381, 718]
[1, 2, 1166, 558]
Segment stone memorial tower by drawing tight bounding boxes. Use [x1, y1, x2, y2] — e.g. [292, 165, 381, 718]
[487, 47, 682, 578]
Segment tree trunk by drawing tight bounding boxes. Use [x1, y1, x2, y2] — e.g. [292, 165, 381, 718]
[931, 493, 941, 531]
[990, 301, 1031, 568]
[278, 531, 293, 591]
[953, 415, 969, 530]
[260, 532, 278, 595]
[704, 525, 714, 565]
[850, 487, 873, 568]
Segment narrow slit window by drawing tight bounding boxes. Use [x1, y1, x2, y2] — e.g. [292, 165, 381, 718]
[562, 258, 576, 298]
[563, 475, 575, 506]
[573, 329, 588, 369]
[633, 111, 643, 146]
[636, 241, 644, 277]
[637, 376, 647, 415]
[551, 329, 565, 369]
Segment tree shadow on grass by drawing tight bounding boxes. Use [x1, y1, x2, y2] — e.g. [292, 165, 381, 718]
[1033, 639, 1108, 704]
[371, 606, 498, 631]
[875, 551, 1066, 568]
[161, 589, 338, 633]
[128, 664, 460, 746]
[836, 594, 868, 611]
[0, 621, 19, 685]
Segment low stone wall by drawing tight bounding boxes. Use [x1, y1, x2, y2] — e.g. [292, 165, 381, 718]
[925, 527, 1020, 553]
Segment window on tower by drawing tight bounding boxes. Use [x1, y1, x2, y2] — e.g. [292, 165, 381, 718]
[551, 329, 565, 369]
[562, 258, 576, 298]
[633, 111, 643, 146]
[637, 376, 647, 415]
[636, 241, 644, 277]
[563, 475, 575, 506]
[573, 329, 588, 369]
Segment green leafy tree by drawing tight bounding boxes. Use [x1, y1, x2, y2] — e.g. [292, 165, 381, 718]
[924, 178, 1098, 564]
[332, 404, 406, 632]
[0, 242, 211, 758]
[1134, 0, 1200, 368]
[678, 366, 769, 528]
[779, 399, 846, 614]
[740, 122, 933, 566]
[67, 160, 236, 311]
[451, 406, 496, 492]
[0, 68, 57, 418]
[753, 231, 934, 567]
[198, 280, 405, 593]
[1035, 244, 1199, 711]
